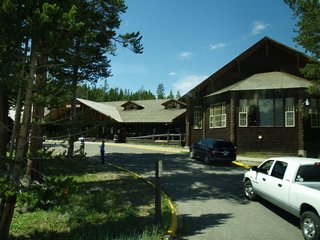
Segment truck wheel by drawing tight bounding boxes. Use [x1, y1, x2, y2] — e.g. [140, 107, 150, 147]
[189, 149, 195, 159]
[301, 211, 320, 240]
[244, 180, 257, 200]
[204, 155, 210, 164]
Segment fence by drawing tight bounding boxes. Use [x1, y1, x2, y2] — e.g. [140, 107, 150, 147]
[126, 133, 185, 146]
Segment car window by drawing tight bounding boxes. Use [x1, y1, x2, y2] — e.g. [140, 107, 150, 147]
[216, 141, 234, 149]
[296, 165, 320, 182]
[206, 139, 214, 148]
[258, 160, 274, 175]
[271, 161, 288, 179]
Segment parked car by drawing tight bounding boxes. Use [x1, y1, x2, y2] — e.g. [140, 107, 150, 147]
[243, 157, 320, 240]
[189, 138, 236, 164]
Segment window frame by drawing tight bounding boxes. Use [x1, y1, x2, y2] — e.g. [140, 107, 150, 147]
[285, 98, 295, 127]
[193, 106, 203, 129]
[311, 99, 320, 128]
[212, 102, 227, 128]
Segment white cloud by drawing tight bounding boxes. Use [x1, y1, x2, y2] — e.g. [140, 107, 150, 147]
[168, 71, 176, 76]
[178, 51, 193, 59]
[173, 74, 208, 95]
[209, 43, 226, 50]
[251, 21, 270, 36]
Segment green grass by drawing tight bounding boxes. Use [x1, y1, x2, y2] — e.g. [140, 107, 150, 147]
[9, 155, 172, 240]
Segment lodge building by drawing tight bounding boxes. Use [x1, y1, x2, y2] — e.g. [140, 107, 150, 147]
[183, 37, 320, 157]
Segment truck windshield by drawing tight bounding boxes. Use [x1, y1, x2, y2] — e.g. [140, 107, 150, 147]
[296, 165, 320, 182]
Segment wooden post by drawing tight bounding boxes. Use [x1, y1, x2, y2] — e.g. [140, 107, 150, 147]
[155, 159, 162, 224]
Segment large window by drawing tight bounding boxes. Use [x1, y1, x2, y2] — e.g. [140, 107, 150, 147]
[209, 102, 226, 128]
[259, 99, 274, 127]
[239, 98, 294, 127]
[194, 106, 202, 129]
[311, 99, 320, 128]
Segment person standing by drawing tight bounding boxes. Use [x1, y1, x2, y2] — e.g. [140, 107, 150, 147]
[99, 140, 105, 164]
[79, 136, 85, 155]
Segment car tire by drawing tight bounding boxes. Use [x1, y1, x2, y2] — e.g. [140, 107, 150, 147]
[204, 155, 210, 164]
[301, 211, 320, 240]
[244, 180, 257, 201]
[189, 149, 196, 159]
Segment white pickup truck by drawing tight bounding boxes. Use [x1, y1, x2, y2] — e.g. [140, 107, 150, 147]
[243, 157, 320, 240]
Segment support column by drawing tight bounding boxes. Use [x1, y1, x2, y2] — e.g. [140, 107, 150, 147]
[185, 97, 191, 147]
[230, 92, 236, 143]
[298, 98, 306, 157]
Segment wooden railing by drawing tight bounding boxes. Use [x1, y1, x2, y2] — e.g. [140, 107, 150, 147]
[126, 133, 185, 146]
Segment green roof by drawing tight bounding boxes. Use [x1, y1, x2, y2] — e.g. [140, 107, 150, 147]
[77, 98, 185, 123]
[205, 71, 312, 98]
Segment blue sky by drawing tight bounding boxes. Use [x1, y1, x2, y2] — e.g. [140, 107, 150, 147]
[106, 0, 302, 96]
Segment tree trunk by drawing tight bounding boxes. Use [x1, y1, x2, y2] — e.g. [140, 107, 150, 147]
[67, 65, 79, 156]
[28, 54, 47, 181]
[0, 46, 38, 239]
[0, 195, 17, 240]
[0, 83, 8, 159]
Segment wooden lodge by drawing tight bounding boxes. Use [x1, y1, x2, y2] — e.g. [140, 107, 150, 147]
[183, 37, 320, 157]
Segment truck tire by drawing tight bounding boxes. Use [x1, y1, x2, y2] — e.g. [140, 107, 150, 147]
[301, 211, 320, 240]
[189, 149, 195, 159]
[244, 180, 257, 201]
[204, 155, 210, 164]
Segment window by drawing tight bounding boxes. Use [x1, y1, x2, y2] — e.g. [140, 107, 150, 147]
[271, 161, 288, 179]
[239, 98, 293, 127]
[285, 98, 295, 127]
[239, 99, 248, 127]
[213, 102, 226, 128]
[194, 106, 202, 129]
[126, 104, 137, 110]
[209, 105, 214, 128]
[311, 99, 320, 128]
[259, 99, 273, 127]
[258, 160, 274, 175]
[248, 100, 259, 126]
[275, 98, 284, 127]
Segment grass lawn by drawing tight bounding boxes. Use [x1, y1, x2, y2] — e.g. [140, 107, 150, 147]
[8, 155, 172, 240]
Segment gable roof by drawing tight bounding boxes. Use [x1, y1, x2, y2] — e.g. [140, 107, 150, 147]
[183, 36, 311, 98]
[205, 71, 312, 97]
[77, 98, 123, 122]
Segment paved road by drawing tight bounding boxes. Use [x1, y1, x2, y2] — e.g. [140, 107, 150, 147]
[47, 141, 303, 240]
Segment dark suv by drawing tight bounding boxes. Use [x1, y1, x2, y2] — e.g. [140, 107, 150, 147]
[189, 138, 236, 164]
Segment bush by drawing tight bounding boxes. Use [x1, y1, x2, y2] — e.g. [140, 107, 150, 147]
[17, 176, 77, 212]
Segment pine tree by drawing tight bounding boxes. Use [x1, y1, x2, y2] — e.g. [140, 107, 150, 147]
[285, 0, 320, 94]
[156, 83, 165, 99]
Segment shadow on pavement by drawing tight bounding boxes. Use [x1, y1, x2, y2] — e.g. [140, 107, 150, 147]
[102, 152, 248, 204]
[176, 213, 233, 238]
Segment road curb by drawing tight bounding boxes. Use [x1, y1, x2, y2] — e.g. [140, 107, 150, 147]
[232, 160, 253, 169]
[107, 162, 177, 238]
[106, 142, 188, 154]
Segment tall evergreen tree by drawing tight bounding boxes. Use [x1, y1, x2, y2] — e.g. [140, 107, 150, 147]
[285, 0, 320, 94]
[156, 83, 165, 99]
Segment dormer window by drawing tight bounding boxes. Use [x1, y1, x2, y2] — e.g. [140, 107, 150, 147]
[162, 99, 186, 110]
[167, 102, 177, 109]
[126, 103, 137, 111]
[121, 101, 144, 111]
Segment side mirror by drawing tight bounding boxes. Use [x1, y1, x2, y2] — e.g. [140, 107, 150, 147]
[251, 166, 258, 172]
